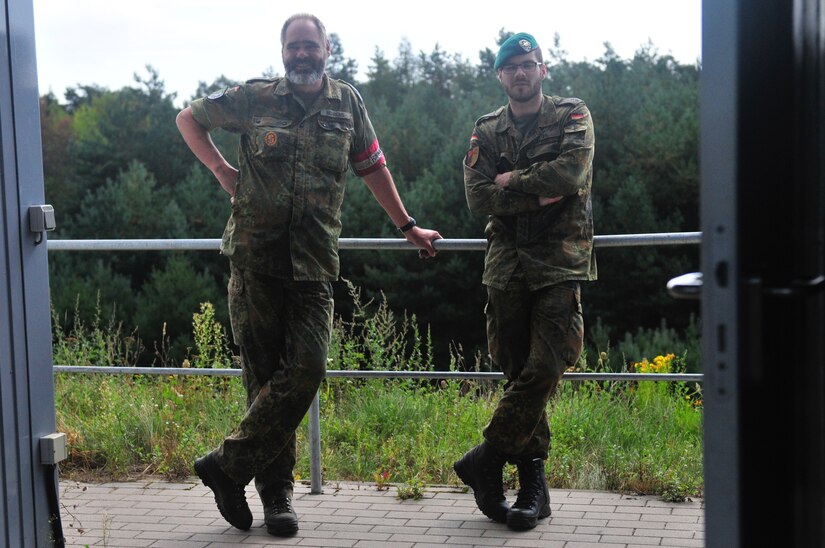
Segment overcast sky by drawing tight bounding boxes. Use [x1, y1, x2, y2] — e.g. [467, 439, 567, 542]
[33, 0, 701, 107]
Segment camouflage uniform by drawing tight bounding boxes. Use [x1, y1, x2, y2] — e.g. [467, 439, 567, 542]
[190, 74, 386, 498]
[463, 95, 596, 459]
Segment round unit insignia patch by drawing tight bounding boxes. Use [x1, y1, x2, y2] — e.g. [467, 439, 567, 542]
[519, 39, 532, 52]
[207, 88, 227, 100]
[264, 131, 278, 147]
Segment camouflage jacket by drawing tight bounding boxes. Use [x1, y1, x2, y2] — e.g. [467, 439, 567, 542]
[190, 75, 385, 280]
[463, 95, 597, 290]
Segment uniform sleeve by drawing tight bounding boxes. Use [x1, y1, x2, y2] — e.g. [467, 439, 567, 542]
[346, 85, 386, 177]
[463, 127, 543, 215]
[189, 85, 249, 133]
[507, 103, 594, 197]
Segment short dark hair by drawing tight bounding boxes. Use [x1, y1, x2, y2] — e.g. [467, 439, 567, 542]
[280, 13, 328, 47]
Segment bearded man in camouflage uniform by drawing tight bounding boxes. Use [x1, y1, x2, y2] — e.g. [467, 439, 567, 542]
[176, 13, 441, 537]
[455, 32, 596, 531]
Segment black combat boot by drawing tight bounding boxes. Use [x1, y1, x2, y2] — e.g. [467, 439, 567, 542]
[453, 441, 510, 523]
[194, 452, 253, 530]
[264, 497, 299, 536]
[507, 456, 551, 530]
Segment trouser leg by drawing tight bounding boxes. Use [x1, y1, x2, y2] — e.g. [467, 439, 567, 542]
[254, 435, 296, 501]
[236, 345, 297, 500]
[483, 278, 583, 459]
[216, 263, 332, 486]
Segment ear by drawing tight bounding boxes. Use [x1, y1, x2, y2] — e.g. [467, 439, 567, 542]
[539, 63, 548, 80]
[326, 39, 332, 56]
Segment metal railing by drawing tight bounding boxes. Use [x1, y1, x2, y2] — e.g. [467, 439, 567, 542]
[47, 232, 701, 252]
[49, 232, 703, 493]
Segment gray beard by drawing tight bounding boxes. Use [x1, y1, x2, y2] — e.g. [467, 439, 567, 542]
[286, 70, 324, 86]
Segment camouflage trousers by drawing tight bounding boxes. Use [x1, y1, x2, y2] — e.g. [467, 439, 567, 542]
[215, 262, 333, 500]
[483, 274, 584, 460]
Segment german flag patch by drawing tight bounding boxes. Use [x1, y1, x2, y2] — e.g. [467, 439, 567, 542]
[465, 146, 479, 167]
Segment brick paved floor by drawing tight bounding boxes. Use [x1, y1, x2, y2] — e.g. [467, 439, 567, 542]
[59, 479, 704, 547]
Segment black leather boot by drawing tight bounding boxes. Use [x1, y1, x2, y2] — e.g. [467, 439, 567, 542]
[453, 441, 510, 523]
[507, 457, 551, 530]
[264, 497, 299, 536]
[194, 452, 253, 530]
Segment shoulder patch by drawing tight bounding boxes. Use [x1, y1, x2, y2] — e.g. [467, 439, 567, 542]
[207, 87, 228, 100]
[207, 85, 241, 102]
[465, 145, 480, 168]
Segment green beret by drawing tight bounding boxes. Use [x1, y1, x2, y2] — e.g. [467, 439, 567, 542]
[494, 32, 539, 70]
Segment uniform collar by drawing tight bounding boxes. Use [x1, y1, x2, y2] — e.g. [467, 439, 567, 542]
[274, 73, 342, 101]
[496, 95, 558, 133]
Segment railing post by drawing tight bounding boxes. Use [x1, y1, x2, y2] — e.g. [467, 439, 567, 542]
[308, 390, 323, 494]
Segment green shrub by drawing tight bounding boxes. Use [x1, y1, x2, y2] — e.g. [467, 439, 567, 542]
[53, 291, 703, 499]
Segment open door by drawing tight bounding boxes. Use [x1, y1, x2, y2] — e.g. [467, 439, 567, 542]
[0, 0, 64, 545]
[700, 0, 825, 545]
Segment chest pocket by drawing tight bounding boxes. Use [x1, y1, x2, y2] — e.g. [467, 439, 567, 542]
[252, 116, 294, 161]
[496, 152, 517, 174]
[316, 111, 353, 173]
[526, 136, 561, 164]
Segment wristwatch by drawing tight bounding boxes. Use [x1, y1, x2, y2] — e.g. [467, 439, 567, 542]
[397, 217, 417, 233]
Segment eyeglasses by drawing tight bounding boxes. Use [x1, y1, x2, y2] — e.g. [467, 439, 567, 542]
[500, 61, 542, 75]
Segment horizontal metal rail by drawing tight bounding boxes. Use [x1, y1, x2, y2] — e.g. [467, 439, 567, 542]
[50, 231, 703, 494]
[46, 232, 702, 252]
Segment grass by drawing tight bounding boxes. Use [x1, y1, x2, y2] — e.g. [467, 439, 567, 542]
[53, 287, 703, 502]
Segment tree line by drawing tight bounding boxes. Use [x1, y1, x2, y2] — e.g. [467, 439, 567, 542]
[42, 31, 701, 367]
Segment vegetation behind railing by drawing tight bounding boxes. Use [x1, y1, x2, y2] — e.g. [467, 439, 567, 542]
[53, 283, 702, 502]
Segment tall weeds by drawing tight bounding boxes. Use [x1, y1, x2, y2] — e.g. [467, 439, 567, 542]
[53, 287, 703, 500]
[52, 294, 143, 367]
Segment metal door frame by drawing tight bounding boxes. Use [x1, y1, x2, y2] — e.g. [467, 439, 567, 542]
[0, 0, 60, 545]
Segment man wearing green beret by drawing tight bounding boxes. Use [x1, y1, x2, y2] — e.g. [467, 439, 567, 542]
[455, 32, 596, 531]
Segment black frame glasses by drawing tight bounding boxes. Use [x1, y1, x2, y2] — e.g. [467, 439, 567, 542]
[500, 61, 542, 75]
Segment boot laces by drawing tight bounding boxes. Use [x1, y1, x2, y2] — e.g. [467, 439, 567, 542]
[476, 450, 506, 502]
[268, 498, 294, 514]
[231, 484, 248, 509]
[514, 479, 541, 507]
[513, 462, 544, 508]
[481, 461, 505, 487]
